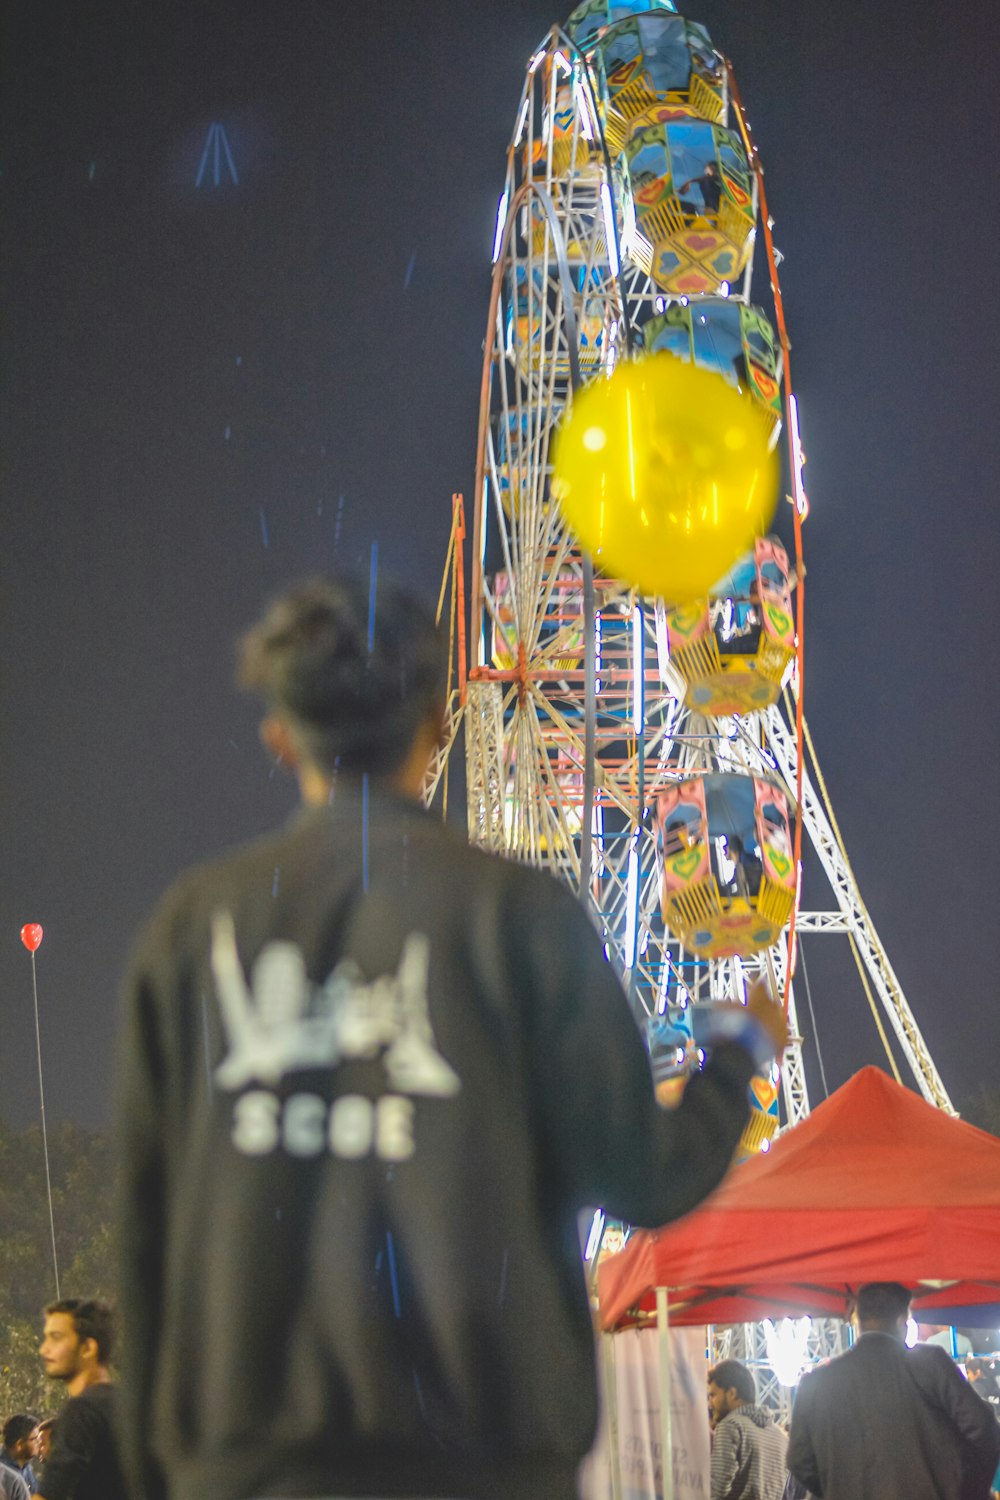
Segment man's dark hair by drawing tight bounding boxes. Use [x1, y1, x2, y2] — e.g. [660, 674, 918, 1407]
[855, 1282, 911, 1328]
[708, 1358, 756, 1404]
[239, 574, 448, 777]
[2, 1414, 37, 1449]
[45, 1298, 116, 1364]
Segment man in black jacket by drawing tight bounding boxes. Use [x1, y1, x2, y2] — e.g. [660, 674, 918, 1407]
[116, 573, 787, 1500]
[788, 1282, 1000, 1499]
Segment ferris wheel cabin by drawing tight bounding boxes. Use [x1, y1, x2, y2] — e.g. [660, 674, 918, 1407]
[643, 298, 783, 436]
[588, 11, 726, 152]
[565, 0, 681, 52]
[665, 537, 796, 714]
[510, 266, 607, 377]
[622, 119, 755, 294]
[655, 772, 796, 958]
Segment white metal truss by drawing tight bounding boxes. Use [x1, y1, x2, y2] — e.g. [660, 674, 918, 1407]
[794, 911, 850, 932]
[764, 700, 955, 1112]
[463, 680, 506, 852]
[715, 1316, 848, 1426]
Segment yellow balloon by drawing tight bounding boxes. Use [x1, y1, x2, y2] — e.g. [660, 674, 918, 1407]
[551, 354, 779, 601]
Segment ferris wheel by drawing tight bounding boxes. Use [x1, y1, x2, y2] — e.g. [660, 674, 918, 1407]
[430, 0, 951, 1183]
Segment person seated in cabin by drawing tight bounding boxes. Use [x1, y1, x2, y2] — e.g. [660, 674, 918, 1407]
[678, 159, 722, 218]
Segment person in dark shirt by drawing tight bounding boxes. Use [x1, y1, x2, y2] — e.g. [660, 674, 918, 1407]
[116, 572, 787, 1500]
[678, 159, 723, 216]
[1, 1415, 38, 1494]
[34, 1299, 128, 1500]
[788, 1282, 1000, 1500]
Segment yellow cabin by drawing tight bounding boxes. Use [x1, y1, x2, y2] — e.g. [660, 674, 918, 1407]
[622, 118, 755, 295]
[656, 771, 796, 958]
[665, 538, 796, 715]
[593, 11, 726, 153]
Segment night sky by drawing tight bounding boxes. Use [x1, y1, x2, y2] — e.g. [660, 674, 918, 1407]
[2, 0, 997, 1133]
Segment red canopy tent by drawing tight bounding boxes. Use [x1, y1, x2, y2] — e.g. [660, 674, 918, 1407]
[598, 1066, 1000, 1330]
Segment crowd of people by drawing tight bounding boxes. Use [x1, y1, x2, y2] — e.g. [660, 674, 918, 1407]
[6, 1282, 998, 1499]
[704, 1283, 1000, 1499]
[4, 574, 997, 1500]
[1, 1300, 126, 1500]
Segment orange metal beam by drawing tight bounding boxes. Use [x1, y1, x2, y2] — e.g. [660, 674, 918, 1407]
[452, 493, 468, 705]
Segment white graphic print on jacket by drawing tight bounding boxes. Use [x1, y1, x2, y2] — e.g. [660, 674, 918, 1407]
[210, 912, 461, 1160]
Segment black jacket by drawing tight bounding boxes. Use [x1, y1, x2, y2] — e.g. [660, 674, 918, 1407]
[788, 1331, 1000, 1499]
[117, 782, 755, 1500]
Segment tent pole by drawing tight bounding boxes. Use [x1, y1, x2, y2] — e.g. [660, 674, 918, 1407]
[603, 1332, 623, 1500]
[657, 1287, 674, 1500]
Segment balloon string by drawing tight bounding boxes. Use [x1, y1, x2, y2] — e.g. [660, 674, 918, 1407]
[30, 950, 61, 1299]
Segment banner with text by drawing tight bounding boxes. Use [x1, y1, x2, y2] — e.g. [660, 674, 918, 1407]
[581, 1325, 710, 1500]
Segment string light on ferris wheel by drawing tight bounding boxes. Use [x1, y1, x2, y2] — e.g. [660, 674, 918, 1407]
[513, 95, 530, 147]
[789, 394, 810, 518]
[492, 189, 510, 264]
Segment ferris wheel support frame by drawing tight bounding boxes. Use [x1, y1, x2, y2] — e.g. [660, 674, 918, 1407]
[764, 701, 954, 1112]
[450, 21, 954, 1166]
[763, 941, 811, 1128]
[431, 26, 962, 1459]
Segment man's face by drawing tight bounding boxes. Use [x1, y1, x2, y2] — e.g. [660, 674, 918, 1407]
[10, 1433, 34, 1464]
[40, 1312, 85, 1381]
[708, 1380, 735, 1426]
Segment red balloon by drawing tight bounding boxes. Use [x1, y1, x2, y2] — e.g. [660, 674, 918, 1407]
[20, 923, 43, 952]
